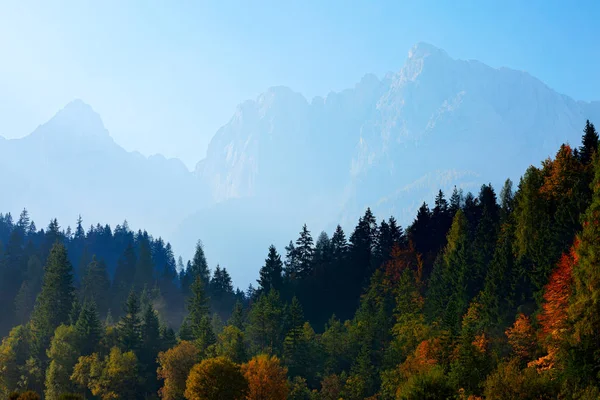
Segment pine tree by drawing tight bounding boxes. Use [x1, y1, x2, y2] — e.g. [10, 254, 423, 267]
[190, 240, 210, 287]
[187, 276, 210, 331]
[75, 300, 102, 356]
[30, 242, 75, 353]
[229, 300, 245, 330]
[284, 297, 306, 376]
[112, 241, 137, 315]
[579, 120, 599, 165]
[81, 256, 111, 316]
[330, 225, 348, 260]
[258, 245, 284, 293]
[284, 241, 300, 280]
[134, 238, 154, 291]
[118, 290, 142, 352]
[295, 224, 314, 278]
[140, 304, 162, 396]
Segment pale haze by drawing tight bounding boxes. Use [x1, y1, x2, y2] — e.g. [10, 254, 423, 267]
[1, 0, 599, 168]
[1, 0, 599, 288]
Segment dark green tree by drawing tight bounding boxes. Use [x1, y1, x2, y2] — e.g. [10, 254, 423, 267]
[118, 290, 142, 352]
[75, 300, 102, 356]
[579, 119, 599, 165]
[30, 242, 75, 353]
[257, 245, 284, 293]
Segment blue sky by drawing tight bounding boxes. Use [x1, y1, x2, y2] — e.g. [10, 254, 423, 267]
[0, 0, 598, 167]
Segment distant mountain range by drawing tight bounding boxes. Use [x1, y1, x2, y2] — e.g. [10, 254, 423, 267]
[2, 43, 599, 287]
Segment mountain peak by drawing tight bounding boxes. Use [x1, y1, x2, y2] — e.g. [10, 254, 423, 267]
[31, 99, 111, 142]
[408, 42, 449, 60]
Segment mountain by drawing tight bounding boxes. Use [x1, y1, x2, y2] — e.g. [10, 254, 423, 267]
[176, 42, 600, 286]
[1, 43, 599, 288]
[0, 100, 207, 238]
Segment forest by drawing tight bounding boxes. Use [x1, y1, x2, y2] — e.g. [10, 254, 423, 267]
[0, 120, 599, 399]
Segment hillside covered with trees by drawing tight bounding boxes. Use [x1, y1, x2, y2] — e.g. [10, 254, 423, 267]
[1, 120, 599, 399]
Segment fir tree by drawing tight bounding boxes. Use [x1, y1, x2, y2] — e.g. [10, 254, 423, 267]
[118, 290, 142, 352]
[75, 300, 102, 356]
[295, 224, 314, 278]
[258, 245, 284, 293]
[579, 119, 599, 165]
[30, 242, 75, 353]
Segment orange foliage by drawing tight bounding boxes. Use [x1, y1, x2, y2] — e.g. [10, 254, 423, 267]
[241, 354, 289, 400]
[505, 314, 536, 361]
[472, 333, 489, 354]
[540, 144, 582, 198]
[157, 341, 200, 400]
[538, 242, 577, 338]
[384, 242, 423, 285]
[399, 338, 442, 377]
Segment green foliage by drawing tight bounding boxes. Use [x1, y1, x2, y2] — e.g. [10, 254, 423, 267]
[30, 243, 75, 353]
[118, 290, 142, 352]
[247, 290, 284, 355]
[395, 366, 454, 400]
[44, 325, 80, 400]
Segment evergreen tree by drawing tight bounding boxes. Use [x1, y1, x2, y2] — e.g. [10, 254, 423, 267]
[112, 241, 137, 315]
[258, 245, 284, 293]
[188, 240, 210, 288]
[247, 290, 284, 355]
[30, 242, 75, 353]
[140, 304, 162, 396]
[229, 300, 245, 330]
[284, 240, 300, 280]
[81, 256, 111, 316]
[75, 300, 102, 356]
[118, 290, 142, 352]
[284, 297, 306, 377]
[134, 237, 154, 291]
[579, 119, 599, 165]
[408, 202, 431, 257]
[330, 225, 348, 260]
[295, 224, 314, 278]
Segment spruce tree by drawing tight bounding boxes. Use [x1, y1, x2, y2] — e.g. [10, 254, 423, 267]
[295, 224, 314, 278]
[229, 300, 245, 330]
[258, 245, 284, 293]
[30, 242, 75, 353]
[134, 238, 154, 291]
[81, 256, 111, 316]
[118, 290, 142, 352]
[75, 300, 102, 356]
[330, 225, 348, 260]
[579, 120, 599, 165]
[140, 304, 162, 395]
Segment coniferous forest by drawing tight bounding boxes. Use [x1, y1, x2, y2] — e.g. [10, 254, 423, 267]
[1, 120, 600, 400]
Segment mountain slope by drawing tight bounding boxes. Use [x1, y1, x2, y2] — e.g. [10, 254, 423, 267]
[178, 42, 600, 286]
[0, 100, 207, 237]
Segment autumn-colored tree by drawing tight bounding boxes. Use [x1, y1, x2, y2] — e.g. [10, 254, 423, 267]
[184, 357, 248, 400]
[70, 347, 139, 400]
[156, 341, 201, 400]
[44, 325, 80, 400]
[538, 244, 576, 339]
[505, 313, 537, 363]
[241, 354, 289, 400]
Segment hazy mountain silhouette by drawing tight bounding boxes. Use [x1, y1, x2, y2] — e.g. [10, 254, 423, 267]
[2, 43, 599, 287]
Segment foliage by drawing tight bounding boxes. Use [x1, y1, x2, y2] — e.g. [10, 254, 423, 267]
[241, 354, 289, 400]
[157, 341, 200, 400]
[184, 357, 248, 400]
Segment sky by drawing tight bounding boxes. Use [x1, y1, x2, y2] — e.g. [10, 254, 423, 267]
[0, 0, 598, 168]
